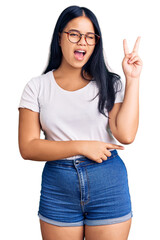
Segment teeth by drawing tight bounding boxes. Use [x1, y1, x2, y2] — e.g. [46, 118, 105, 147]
[75, 50, 86, 53]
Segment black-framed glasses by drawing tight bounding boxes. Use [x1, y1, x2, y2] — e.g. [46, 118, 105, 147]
[63, 30, 100, 46]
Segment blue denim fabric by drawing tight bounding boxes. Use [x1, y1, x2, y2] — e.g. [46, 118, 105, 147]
[38, 150, 132, 226]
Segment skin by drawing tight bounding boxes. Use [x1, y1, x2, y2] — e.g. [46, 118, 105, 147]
[18, 15, 143, 240]
[108, 36, 143, 144]
[53, 16, 96, 90]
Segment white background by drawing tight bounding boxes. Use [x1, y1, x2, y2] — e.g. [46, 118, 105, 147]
[1, 0, 160, 239]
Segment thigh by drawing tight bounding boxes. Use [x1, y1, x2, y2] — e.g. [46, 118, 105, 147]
[85, 218, 132, 240]
[38, 162, 84, 224]
[40, 220, 84, 240]
[84, 153, 132, 223]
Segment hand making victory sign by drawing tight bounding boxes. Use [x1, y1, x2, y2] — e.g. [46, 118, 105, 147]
[122, 36, 143, 80]
[109, 36, 143, 145]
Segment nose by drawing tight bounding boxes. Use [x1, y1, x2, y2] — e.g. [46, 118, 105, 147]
[77, 34, 87, 46]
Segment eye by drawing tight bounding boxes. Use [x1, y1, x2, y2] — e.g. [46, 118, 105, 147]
[88, 36, 94, 39]
[86, 34, 95, 39]
[69, 32, 79, 37]
[70, 33, 78, 36]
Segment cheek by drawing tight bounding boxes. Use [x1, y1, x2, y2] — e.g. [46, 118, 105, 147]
[60, 37, 72, 57]
[61, 43, 70, 57]
[61, 43, 75, 63]
[86, 47, 95, 60]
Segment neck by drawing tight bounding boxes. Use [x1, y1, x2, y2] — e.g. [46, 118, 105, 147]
[55, 58, 83, 81]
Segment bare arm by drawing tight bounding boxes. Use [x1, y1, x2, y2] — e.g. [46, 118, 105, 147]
[18, 108, 84, 161]
[109, 79, 139, 144]
[18, 108, 124, 162]
[109, 37, 143, 144]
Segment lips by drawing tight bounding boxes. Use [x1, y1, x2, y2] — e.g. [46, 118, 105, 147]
[74, 49, 86, 61]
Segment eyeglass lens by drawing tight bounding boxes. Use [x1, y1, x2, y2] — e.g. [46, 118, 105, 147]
[68, 31, 98, 45]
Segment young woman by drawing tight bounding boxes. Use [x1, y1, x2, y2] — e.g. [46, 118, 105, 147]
[18, 5, 142, 240]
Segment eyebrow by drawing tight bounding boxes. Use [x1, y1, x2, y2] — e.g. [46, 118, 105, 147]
[68, 29, 95, 34]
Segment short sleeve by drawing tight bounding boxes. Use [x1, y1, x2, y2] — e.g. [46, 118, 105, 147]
[18, 77, 40, 112]
[114, 81, 125, 103]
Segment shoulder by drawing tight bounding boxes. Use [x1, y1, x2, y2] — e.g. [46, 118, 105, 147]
[26, 71, 52, 91]
[18, 71, 52, 112]
[28, 71, 51, 84]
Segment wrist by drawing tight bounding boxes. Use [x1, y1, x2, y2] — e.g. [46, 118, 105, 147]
[73, 140, 89, 156]
[125, 76, 140, 82]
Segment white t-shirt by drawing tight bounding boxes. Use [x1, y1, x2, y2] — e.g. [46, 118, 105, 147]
[18, 70, 124, 160]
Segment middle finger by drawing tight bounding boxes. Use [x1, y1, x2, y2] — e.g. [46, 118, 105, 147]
[133, 36, 141, 53]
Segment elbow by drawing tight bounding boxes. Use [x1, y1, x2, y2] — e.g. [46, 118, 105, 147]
[118, 135, 135, 145]
[19, 139, 36, 160]
[19, 144, 31, 160]
[20, 149, 30, 160]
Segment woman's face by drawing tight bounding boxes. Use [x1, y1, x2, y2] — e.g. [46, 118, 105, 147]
[59, 16, 96, 69]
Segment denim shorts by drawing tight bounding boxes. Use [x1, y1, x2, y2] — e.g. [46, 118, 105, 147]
[38, 150, 133, 227]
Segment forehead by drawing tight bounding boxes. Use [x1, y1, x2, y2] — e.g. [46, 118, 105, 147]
[64, 16, 95, 33]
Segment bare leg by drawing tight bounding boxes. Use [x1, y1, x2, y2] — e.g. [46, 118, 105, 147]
[85, 218, 132, 240]
[40, 219, 84, 240]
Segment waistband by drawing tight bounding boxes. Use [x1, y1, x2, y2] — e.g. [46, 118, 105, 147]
[47, 149, 118, 166]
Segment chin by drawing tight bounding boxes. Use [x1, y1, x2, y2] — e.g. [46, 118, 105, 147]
[69, 60, 88, 69]
[63, 56, 89, 70]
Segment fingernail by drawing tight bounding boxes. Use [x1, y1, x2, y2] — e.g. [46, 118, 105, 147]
[118, 146, 124, 149]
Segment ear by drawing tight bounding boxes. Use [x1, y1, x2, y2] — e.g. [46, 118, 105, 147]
[58, 32, 61, 46]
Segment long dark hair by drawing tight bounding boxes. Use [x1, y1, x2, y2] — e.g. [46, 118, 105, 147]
[42, 5, 122, 117]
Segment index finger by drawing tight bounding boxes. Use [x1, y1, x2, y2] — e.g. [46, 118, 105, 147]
[133, 36, 141, 53]
[106, 143, 124, 150]
[123, 39, 129, 55]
